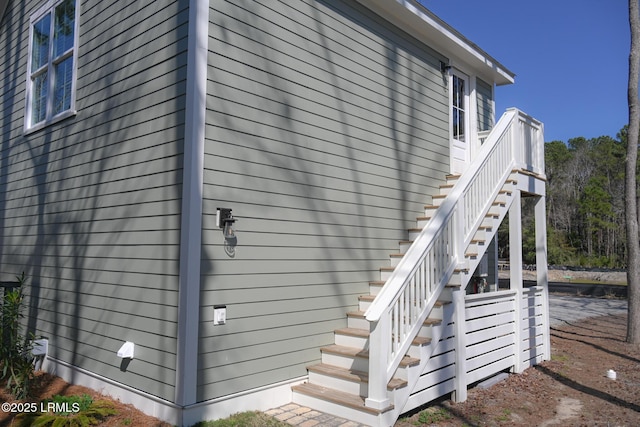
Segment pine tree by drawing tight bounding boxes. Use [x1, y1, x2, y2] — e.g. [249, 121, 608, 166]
[626, 0, 640, 344]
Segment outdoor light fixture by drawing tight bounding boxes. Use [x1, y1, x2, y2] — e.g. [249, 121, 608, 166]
[217, 208, 238, 257]
[117, 341, 135, 359]
[216, 208, 237, 239]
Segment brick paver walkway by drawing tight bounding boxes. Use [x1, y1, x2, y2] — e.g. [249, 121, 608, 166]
[266, 403, 370, 427]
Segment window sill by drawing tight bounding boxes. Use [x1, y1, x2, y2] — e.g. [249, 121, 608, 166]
[24, 110, 77, 135]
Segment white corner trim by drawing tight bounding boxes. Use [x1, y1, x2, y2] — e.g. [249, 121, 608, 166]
[176, 0, 208, 408]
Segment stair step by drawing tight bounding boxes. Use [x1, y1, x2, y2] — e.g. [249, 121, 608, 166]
[335, 325, 433, 347]
[399, 240, 412, 253]
[335, 326, 370, 348]
[380, 266, 395, 281]
[347, 310, 369, 329]
[444, 280, 462, 292]
[408, 228, 422, 241]
[497, 189, 512, 198]
[359, 296, 450, 307]
[351, 294, 448, 324]
[359, 294, 375, 303]
[321, 344, 420, 368]
[292, 383, 394, 415]
[416, 216, 431, 228]
[439, 183, 454, 195]
[369, 281, 385, 295]
[389, 253, 403, 267]
[423, 205, 438, 214]
[423, 317, 442, 326]
[307, 363, 408, 391]
[335, 327, 370, 339]
[474, 225, 492, 240]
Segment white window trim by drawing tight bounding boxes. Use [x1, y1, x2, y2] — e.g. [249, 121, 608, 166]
[24, 0, 79, 134]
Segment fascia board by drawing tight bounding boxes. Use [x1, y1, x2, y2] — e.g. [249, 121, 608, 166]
[356, 0, 515, 86]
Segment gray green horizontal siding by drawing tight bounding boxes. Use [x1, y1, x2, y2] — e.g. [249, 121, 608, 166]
[0, 0, 188, 401]
[199, 0, 449, 401]
[0, 0, 28, 144]
[476, 78, 494, 132]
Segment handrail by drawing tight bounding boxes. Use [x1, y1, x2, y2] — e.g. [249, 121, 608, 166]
[363, 108, 544, 410]
[365, 110, 516, 323]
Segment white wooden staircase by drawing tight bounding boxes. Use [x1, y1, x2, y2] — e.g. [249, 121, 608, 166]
[292, 174, 519, 426]
[292, 109, 544, 427]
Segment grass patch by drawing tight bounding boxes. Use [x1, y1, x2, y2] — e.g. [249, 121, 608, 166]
[414, 406, 452, 425]
[192, 411, 289, 427]
[16, 394, 116, 427]
[495, 408, 512, 422]
[551, 353, 570, 363]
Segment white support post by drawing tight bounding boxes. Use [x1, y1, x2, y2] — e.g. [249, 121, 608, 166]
[365, 316, 391, 410]
[509, 190, 524, 374]
[454, 205, 466, 271]
[452, 287, 467, 402]
[492, 234, 499, 291]
[535, 195, 551, 360]
[511, 110, 523, 170]
[536, 122, 545, 175]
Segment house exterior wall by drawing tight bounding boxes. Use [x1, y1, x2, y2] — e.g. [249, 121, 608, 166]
[476, 77, 493, 132]
[198, 0, 450, 401]
[0, 0, 188, 402]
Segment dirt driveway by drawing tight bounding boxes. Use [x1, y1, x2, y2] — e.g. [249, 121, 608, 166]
[397, 310, 640, 426]
[549, 294, 627, 326]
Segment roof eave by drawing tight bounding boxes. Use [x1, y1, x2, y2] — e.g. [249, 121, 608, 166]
[356, 0, 515, 86]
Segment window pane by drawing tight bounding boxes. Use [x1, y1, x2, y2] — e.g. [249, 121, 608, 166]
[453, 109, 459, 139]
[53, 0, 75, 58]
[54, 56, 73, 114]
[32, 72, 48, 125]
[458, 110, 465, 142]
[31, 14, 51, 70]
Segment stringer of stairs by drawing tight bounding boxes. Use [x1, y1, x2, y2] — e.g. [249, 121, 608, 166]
[292, 171, 520, 426]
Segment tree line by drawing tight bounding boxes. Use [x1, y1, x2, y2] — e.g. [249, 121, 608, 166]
[539, 126, 634, 268]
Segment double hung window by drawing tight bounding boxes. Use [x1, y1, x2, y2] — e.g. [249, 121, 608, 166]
[26, 0, 78, 131]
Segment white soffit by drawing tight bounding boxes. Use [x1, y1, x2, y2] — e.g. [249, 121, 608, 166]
[357, 0, 515, 86]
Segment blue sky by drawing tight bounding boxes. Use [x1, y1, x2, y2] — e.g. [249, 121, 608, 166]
[419, 1, 630, 143]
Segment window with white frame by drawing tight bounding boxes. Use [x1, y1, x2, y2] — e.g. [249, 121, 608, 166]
[452, 74, 466, 143]
[26, 0, 78, 130]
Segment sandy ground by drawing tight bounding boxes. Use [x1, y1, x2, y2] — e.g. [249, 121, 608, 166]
[397, 313, 639, 427]
[501, 268, 627, 285]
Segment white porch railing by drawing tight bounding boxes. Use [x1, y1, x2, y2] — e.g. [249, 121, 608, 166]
[363, 108, 544, 410]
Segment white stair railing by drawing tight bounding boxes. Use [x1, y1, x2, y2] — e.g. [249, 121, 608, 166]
[363, 108, 544, 411]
